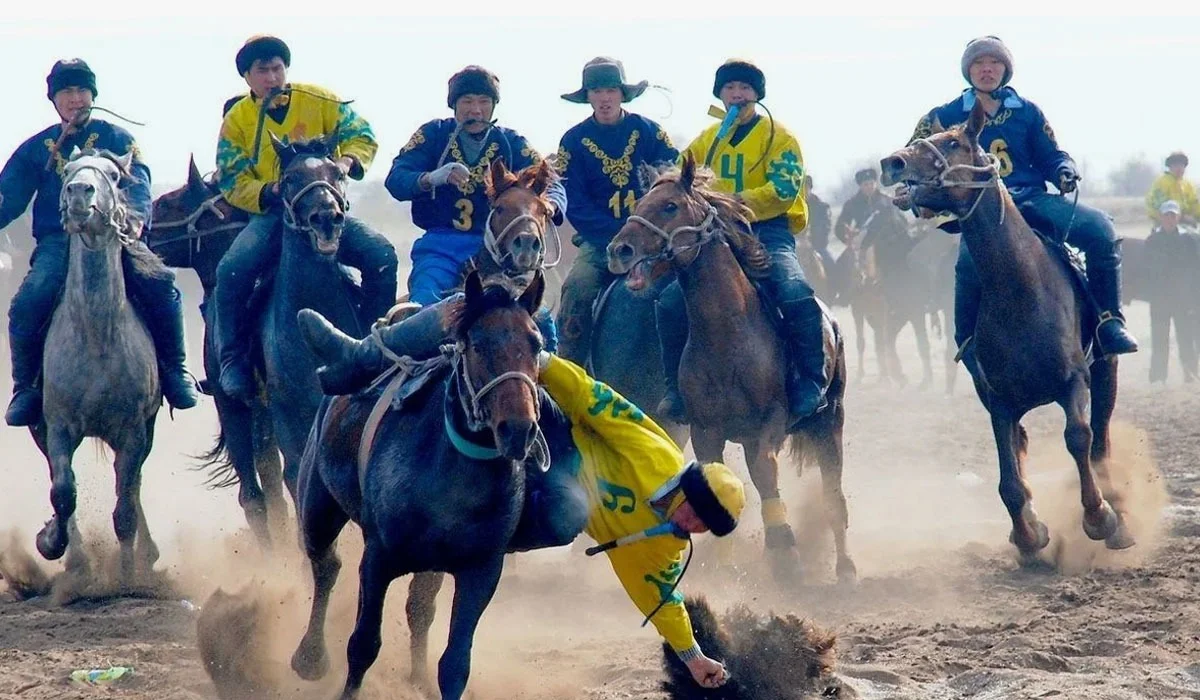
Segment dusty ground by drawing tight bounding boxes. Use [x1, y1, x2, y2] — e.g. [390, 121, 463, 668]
[0, 256, 1198, 699]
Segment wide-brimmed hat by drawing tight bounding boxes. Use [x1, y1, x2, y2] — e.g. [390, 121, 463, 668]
[561, 57, 649, 104]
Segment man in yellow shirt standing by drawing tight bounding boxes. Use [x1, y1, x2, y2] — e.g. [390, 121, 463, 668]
[1146, 152, 1200, 227]
[656, 59, 827, 431]
[212, 35, 398, 404]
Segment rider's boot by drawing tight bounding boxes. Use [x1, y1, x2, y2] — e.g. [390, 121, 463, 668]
[654, 287, 688, 424]
[5, 330, 43, 427]
[1090, 254, 1139, 355]
[779, 297, 828, 431]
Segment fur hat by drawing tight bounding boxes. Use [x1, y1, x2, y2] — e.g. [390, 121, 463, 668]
[679, 461, 746, 537]
[1166, 151, 1189, 168]
[46, 59, 97, 100]
[236, 35, 291, 76]
[713, 59, 765, 100]
[448, 65, 500, 109]
[961, 36, 1013, 87]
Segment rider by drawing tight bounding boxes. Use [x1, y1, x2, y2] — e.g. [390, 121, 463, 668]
[554, 57, 679, 364]
[0, 59, 198, 426]
[803, 174, 835, 275]
[834, 168, 891, 246]
[385, 65, 567, 308]
[1145, 152, 1200, 227]
[907, 35, 1138, 357]
[297, 301, 745, 690]
[657, 58, 827, 429]
[212, 35, 398, 404]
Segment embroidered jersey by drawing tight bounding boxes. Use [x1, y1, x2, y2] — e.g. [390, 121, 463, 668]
[216, 82, 377, 214]
[909, 88, 1073, 192]
[683, 113, 808, 234]
[386, 119, 567, 237]
[539, 355, 697, 654]
[556, 112, 678, 246]
[1146, 173, 1200, 222]
[0, 119, 151, 239]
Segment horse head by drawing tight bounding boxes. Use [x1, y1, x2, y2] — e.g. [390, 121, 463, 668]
[880, 99, 998, 219]
[608, 151, 765, 291]
[147, 155, 245, 252]
[271, 133, 347, 258]
[480, 158, 559, 282]
[450, 269, 546, 462]
[59, 147, 134, 248]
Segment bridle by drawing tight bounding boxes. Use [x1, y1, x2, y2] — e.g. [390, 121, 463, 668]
[481, 202, 562, 279]
[60, 162, 132, 251]
[624, 197, 723, 267]
[150, 192, 245, 243]
[907, 137, 1005, 223]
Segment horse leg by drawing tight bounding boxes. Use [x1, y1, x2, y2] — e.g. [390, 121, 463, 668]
[1059, 376, 1120, 545]
[112, 426, 152, 588]
[912, 311, 934, 390]
[290, 466, 350, 682]
[35, 423, 82, 562]
[253, 403, 289, 542]
[852, 305, 866, 383]
[744, 435, 801, 584]
[943, 308, 958, 395]
[406, 572, 446, 692]
[437, 558, 504, 700]
[131, 415, 161, 578]
[1087, 358, 1135, 549]
[991, 411, 1049, 562]
[805, 413, 855, 583]
[216, 393, 271, 549]
[340, 543, 395, 700]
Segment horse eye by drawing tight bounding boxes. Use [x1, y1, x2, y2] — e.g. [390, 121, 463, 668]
[947, 141, 961, 150]
[665, 202, 679, 214]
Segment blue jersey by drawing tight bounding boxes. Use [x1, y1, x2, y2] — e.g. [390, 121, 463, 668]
[555, 112, 678, 246]
[0, 119, 152, 239]
[385, 118, 566, 236]
[909, 88, 1074, 193]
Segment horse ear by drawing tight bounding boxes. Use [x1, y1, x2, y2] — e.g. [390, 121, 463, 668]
[530, 160, 555, 196]
[680, 151, 697, 192]
[519, 270, 546, 315]
[68, 145, 82, 161]
[187, 155, 204, 187]
[487, 159, 511, 198]
[269, 132, 288, 158]
[638, 162, 663, 193]
[115, 151, 134, 175]
[965, 99, 986, 144]
[464, 268, 484, 307]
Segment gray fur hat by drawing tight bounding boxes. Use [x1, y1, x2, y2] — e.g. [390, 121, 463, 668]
[961, 36, 1013, 88]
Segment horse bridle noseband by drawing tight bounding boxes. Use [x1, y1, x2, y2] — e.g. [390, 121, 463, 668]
[482, 205, 563, 282]
[625, 203, 722, 266]
[908, 137, 1005, 223]
[59, 162, 133, 250]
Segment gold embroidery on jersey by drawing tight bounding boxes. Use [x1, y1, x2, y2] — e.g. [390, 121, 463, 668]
[582, 130, 640, 188]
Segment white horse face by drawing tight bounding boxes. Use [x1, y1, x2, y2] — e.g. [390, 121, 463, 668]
[60, 150, 131, 236]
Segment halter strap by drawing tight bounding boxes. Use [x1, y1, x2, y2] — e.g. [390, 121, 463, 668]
[625, 206, 721, 265]
[281, 178, 348, 232]
[60, 162, 133, 250]
[151, 192, 245, 240]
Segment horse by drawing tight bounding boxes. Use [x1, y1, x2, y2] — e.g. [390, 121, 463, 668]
[608, 153, 855, 583]
[880, 99, 1135, 564]
[290, 271, 553, 700]
[32, 148, 165, 583]
[838, 204, 935, 388]
[146, 158, 286, 548]
[245, 133, 373, 501]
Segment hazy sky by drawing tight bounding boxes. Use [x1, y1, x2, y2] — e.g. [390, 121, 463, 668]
[2, 8, 1198, 200]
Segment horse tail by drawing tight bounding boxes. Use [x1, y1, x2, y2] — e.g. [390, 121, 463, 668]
[191, 425, 238, 490]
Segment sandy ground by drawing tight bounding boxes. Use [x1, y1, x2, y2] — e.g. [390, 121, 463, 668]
[1, 242, 1198, 699]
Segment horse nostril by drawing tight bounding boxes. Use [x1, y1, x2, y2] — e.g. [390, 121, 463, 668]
[613, 243, 633, 263]
[880, 156, 906, 184]
[331, 212, 345, 227]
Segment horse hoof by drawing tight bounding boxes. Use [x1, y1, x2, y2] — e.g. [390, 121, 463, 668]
[35, 525, 67, 562]
[1009, 520, 1050, 554]
[836, 558, 858, 585]
[290, 640, 330, 681]
[1105, 517, 1136, 550]
[1083, 502, 1119, 542]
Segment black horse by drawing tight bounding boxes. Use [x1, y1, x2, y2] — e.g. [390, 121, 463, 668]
[289, 271, 577, 700]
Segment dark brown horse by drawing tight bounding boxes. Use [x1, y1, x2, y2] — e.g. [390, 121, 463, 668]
[608, 153, 855, 583]
[146, 158, 285, 549]
[880, 100, 1135, 564]
[290, 271, 552, 700]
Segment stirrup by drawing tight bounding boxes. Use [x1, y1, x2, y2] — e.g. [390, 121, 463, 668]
[1096, 310, 1124, 329]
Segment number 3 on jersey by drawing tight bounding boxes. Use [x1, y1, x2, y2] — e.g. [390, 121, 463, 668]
[988, 139, 1013, 178]
[453, 198, 474, 231]
[608, 190, 637, 218]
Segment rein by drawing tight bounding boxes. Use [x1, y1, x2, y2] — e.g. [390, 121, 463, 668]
[909, 137, 1005, 225]
[625, 204, 722, 267]
[150, 192, 245, 243]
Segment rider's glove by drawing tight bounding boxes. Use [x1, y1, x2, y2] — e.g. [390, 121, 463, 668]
[1056, 164, 1080, 194]
[426, 162, 470, 188]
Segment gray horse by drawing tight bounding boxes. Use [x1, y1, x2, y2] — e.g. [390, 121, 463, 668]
[33, 148, 165, 583]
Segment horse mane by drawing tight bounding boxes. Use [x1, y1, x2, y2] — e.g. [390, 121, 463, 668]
[444, 281, 525, 342]
[651, 167, 771, 280]
[125, 239, 174, 280]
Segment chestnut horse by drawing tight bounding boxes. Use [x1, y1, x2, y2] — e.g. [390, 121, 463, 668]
[880, 99, 1135, 564]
